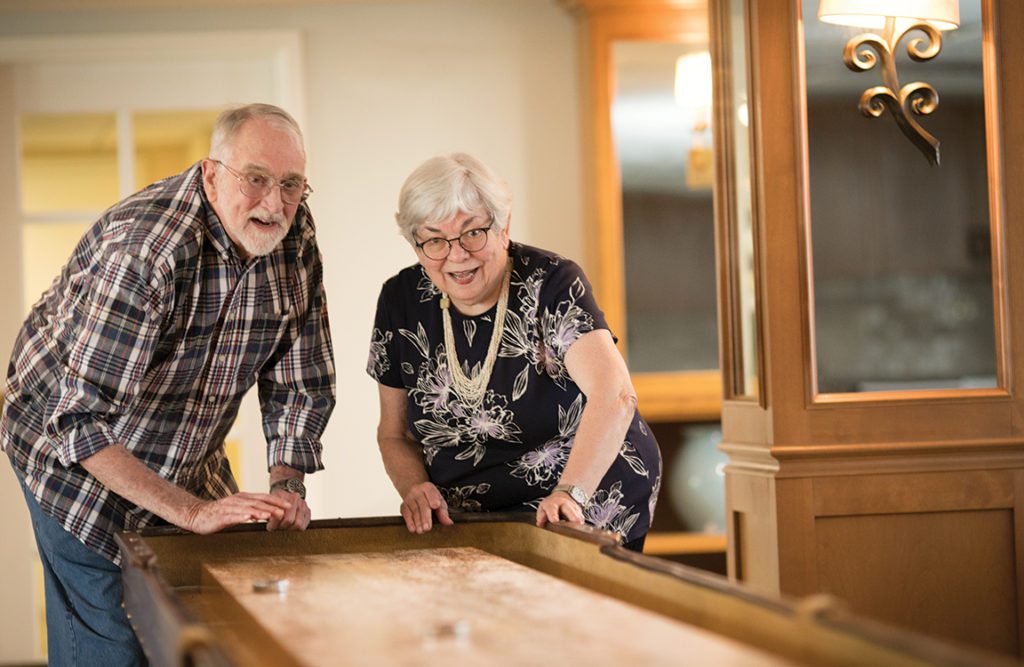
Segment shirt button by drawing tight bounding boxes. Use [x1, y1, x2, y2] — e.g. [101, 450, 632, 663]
[206, 395, 218, 404]
[216, 354, 228, 364]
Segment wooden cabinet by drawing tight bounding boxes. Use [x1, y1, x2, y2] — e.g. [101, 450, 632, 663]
[712, 0, 1024, 657]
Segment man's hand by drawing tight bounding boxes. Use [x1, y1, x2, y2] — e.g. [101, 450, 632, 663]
[400, 481, 454, 534]
[183, 492, 293, 535]
[81, 445, 300, 535]
[266, 488, 311, 531]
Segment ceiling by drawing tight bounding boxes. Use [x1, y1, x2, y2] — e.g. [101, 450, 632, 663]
[0, 0, 383, 10]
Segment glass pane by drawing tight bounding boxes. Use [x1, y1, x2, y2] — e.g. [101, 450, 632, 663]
[133, 109, 219, 189]
[20, 112, 118, 214]
[22, 221, 90, 310]
[613, 41, 719, 373]
[728, 0, 758, 398]
[805, 0, 995, 393]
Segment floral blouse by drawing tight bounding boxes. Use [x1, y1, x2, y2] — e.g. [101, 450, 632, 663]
[367, 243, 661, 542]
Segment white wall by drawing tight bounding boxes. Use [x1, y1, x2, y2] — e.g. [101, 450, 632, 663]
[298, 1, 585, 517]
[0, 0, 582, 542]
[0, 63, 42, 663]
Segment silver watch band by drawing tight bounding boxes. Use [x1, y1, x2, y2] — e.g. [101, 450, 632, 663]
[553, 484, 589, 507]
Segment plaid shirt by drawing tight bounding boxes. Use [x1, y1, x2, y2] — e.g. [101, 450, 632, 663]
[1, 163, 336, 563]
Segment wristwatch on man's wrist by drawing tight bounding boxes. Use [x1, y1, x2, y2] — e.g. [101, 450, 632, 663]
[270, 477, 306, 500]
[553, 484, 589, 508]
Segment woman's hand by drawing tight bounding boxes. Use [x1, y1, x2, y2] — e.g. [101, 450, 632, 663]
[400, 481, 454, 534]
[536, 490, 586, 528]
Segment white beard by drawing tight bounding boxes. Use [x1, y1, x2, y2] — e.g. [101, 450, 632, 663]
[236, 208, 290, 257]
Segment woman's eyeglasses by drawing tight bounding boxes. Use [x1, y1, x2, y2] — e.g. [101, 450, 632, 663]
[415, 224, 493, 260]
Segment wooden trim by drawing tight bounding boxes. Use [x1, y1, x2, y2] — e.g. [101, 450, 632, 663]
[743, 0, 769, 410]
[982, 0, 1010, 394]
[710, 0, 767, 406]
[724, 437, 1024, 477]
[775, 478, 816, 596]
[1014, 469, 1024, 658]
[564, 0, 706, 10]
[810, 470, 1016, 516]
[995, 0, 1024, 408]
[585, 12, 625, 331]
[643, 530, 727, 555]
[710, 0, 741, 398]
[633, 369, 722, 421]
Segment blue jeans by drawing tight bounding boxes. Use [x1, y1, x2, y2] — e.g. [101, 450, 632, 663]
[18, 475, 146, 666]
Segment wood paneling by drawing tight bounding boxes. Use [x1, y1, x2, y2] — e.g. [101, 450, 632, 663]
[816, 510, 1018, 655]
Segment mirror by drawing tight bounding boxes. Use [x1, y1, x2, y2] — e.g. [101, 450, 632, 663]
[804, 0, 996, 393]
[612, 41, 719, 375]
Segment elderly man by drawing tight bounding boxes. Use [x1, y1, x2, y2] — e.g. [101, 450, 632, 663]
[1, 103, 335, 665]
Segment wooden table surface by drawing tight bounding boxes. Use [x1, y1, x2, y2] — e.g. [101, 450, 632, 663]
[120, 517, 1015, 667]
[201, 546, 796, 666]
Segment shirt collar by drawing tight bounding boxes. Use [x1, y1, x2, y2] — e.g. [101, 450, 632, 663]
[196, 169, 243, 264]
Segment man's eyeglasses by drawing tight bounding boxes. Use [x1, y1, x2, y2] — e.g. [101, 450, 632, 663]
[211, 159, 312, 205]
[415, 223, 493, 260]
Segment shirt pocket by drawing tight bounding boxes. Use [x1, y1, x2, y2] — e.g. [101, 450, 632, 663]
[237, 306, 294, 380]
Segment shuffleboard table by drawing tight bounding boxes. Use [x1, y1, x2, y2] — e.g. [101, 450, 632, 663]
[117, 515, 1009, 666]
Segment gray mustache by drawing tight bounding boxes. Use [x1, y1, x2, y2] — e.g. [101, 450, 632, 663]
[250, 208, 286, 225]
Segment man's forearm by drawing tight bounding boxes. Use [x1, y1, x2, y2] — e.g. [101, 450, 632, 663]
[80, 444, 203, 530]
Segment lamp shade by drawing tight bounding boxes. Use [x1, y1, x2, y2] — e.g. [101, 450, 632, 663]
[674, 52, 713, 110]
[818, 0, 960, 31]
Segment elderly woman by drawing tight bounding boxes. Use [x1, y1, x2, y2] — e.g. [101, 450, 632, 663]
[366, 153, 661, 551]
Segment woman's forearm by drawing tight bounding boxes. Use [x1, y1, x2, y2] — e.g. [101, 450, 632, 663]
[377, 433, 430, 497]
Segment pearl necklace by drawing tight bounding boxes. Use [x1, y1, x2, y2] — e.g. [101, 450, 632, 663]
[441, 258, 512, 409]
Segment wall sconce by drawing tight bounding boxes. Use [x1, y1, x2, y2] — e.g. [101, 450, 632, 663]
[818, 0, 960, 166]
[675, 51, 714, 189]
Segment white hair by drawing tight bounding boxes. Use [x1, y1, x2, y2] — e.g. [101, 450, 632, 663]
[209, 103, 304, 160]
[395, 153, 512, 244]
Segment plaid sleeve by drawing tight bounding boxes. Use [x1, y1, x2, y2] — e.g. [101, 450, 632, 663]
[258, 244, 336, 473]
[45, 251, 163, 466]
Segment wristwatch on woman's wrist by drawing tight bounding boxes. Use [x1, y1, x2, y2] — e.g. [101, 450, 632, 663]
[553, 484, 589, 508]
[270, 477, 306, 500]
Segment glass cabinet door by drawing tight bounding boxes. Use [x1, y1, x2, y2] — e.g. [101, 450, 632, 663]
[803, 0, 996, 395]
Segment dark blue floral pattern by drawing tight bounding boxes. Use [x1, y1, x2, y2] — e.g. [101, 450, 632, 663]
[367, 243, 661, 542]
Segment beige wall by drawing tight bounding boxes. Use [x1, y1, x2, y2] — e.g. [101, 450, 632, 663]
[0, 63, 42, 663]
[0, 1, 583, 661]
